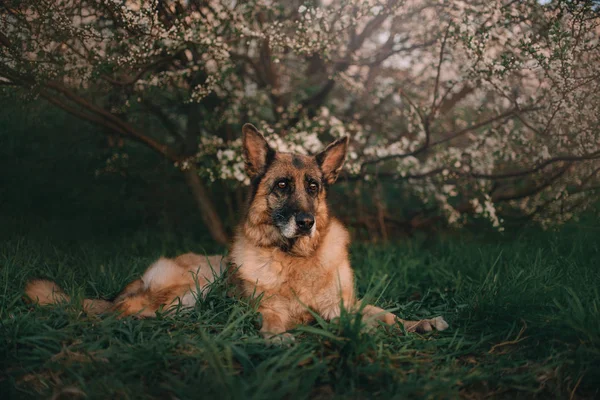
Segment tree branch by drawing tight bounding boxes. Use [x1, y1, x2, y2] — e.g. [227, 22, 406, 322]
[491, 162, 572, 202]
[361, 107, 535, 168]
[43, 82, 181, 162]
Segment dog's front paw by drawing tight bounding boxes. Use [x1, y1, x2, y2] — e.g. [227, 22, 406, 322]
[403, 316, 449, 333]
[264, 332, 296, 346]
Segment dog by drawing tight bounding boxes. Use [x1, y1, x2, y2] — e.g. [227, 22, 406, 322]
[25, 123, 448, 341]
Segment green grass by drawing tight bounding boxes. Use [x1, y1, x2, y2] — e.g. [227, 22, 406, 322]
[1, 226, 599, 399]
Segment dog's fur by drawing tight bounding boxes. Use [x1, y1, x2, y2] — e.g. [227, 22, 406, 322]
[25, 124, 448, 340]
[26, 253, 225, 317]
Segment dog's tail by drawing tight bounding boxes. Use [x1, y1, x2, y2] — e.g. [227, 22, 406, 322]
[24, 279, 113, 314]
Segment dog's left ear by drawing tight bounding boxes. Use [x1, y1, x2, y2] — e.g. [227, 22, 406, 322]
[316, 136, 349, 185]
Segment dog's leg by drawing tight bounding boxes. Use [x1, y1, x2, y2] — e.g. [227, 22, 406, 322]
[259, 305, 294, 345]
[113, 279, 144, 303]
[112, 284, 192, 318]
[109, 278, 154, 317]
[112, 293, 157, 318]
[361, 304, 449, 333]
[25, 279, 113, 314]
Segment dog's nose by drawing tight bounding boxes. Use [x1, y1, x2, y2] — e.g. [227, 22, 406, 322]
[295, 213, 315, 230]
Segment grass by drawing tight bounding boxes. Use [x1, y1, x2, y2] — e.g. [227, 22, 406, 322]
[1, 225, 599, 399]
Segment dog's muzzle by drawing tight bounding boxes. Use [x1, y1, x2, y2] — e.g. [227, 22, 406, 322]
[295, 212, 314, 233]
[279, 212, 316, 238]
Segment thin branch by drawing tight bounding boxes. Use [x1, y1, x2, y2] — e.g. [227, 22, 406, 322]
[141, 99, 184, 142]
[101, 56, 177, 86]
[361, 107, 535, 168]
[471, 152, 600, 180]
[492, 162, 572, 202]
[43, 82, 181, 161]
[431, 107, 539, 146]
[354, 150, 600, 182]
[431, 25, 451, 116]
[230, 52, 267, 87]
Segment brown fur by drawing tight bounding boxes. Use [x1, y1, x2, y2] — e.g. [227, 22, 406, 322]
[25, 279, 113, 314]
[25, 253, 225, 318]
[242, 151, 329, 255]
[24, 123, 448, 340]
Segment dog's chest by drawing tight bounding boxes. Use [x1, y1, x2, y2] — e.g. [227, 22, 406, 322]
[235, 249, 331, 301]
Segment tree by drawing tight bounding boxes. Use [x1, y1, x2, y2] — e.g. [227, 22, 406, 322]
[2, 0, 599, 240]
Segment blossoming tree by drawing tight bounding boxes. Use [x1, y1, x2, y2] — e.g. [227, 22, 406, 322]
[2, 0, 599, 242]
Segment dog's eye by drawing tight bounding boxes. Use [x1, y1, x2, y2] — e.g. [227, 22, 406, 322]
[277, 181, 287, 189]
[308, 182, 318, 193]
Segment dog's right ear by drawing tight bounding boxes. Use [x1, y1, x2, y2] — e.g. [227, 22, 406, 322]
[242, 123, 274, 178]
[316, 136, 349, 185]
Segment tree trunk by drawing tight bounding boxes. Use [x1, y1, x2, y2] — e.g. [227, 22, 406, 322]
[183, 166, 230, 246]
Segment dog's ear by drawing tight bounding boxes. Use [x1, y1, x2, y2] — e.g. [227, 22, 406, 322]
[242, 123, 274, 178]
[316, 136, 349, 185]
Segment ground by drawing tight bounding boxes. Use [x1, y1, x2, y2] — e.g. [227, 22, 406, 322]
[1, 224, 599, 399]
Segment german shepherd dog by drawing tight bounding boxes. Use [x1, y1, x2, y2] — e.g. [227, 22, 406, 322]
[25, 124, 448, 342]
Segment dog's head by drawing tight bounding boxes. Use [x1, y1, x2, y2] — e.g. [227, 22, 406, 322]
[241, 123, 348, 252]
